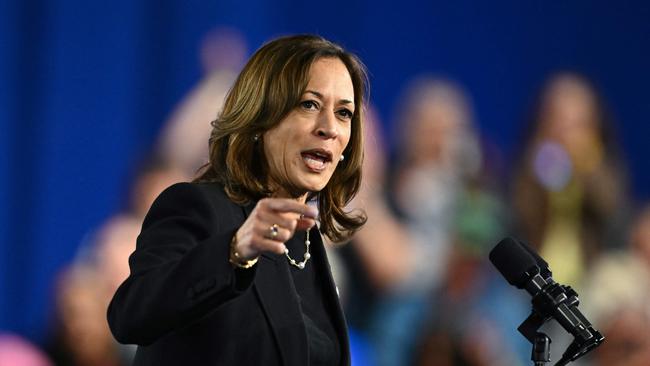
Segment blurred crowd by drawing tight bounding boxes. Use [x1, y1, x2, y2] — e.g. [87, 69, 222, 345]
[2, 29, 649, 366]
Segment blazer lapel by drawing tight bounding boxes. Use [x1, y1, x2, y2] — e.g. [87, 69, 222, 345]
[310, 228, 351, 365]
[242, 203, 309, 366]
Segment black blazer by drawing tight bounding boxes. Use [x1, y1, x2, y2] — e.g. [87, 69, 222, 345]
[107, 182, 350, 365]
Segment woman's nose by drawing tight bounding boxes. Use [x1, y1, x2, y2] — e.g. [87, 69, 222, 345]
[315, 110, 339, 139]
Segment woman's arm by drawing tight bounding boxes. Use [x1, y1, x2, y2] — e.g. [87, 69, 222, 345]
[107, 183, 255, 345]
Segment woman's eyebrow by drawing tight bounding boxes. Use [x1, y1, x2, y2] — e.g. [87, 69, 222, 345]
[305, 90, 354, 106]
[305, 90, 324, 99]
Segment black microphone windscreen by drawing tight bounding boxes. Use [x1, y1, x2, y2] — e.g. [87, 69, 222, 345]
[517, 239, 552, 278]
[489, 237, 539, 288]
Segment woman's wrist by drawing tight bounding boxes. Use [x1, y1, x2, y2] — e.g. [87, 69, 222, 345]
[229, 233, 259, 269]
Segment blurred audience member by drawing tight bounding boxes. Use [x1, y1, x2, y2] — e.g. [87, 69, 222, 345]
[339, 107, 413, 366]
[93, 215, 142, 302]
[47, 266, 122, 366]
[96, 156, 186, 300]
[156, 27, 248, 176]
[346, 106, 413, 292]
[581, 203, 650, 366]
[354, 77, 490, 366]
[512, 72, 629, 287]
[415, 238, 531, 366]
[46, 155, 185, 365]
[404, 78, 528, 364]
[125, 156, 188, 219]
[0, 333, 52, 366]
[390, 77, 482, 292]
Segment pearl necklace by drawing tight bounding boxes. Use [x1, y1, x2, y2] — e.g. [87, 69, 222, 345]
[284, 230, 311, 269]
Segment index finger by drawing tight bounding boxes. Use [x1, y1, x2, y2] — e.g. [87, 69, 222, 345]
[262, 198, 318, 218]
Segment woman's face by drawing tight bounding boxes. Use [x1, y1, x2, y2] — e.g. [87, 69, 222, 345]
[537, 76, 603, 173]
[540, 76, 599, 149]
[263, 57, 354, 197]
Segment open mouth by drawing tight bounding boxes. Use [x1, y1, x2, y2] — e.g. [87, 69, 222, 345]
[300, 148, 333, 172]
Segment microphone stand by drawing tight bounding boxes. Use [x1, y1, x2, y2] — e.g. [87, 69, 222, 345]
[489, 238, 603, 365]
[519, 279, 604, 366]
[532, 332, 551, 366]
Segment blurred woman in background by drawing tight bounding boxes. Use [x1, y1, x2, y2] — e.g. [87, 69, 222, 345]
[512, 72, 629, 287]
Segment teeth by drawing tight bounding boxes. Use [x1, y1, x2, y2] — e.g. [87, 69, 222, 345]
[307, 151, 329, 161]
[303, 155, 326, 170]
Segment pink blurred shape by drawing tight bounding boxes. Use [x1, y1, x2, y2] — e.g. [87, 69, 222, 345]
[0, 334, 52, 366]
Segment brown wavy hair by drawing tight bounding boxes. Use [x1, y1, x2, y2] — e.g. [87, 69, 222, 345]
[194, 34, 368, 243]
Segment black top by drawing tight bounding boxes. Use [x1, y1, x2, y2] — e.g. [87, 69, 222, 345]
[106, 182, 351, 366]
[286, 229, 341, 366]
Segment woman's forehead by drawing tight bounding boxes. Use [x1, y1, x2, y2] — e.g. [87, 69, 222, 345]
[304, 58, 354, 103]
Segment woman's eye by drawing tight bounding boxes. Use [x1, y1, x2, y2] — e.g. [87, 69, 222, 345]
[338, 109, 353, 119]
[300, 100, 318, 110]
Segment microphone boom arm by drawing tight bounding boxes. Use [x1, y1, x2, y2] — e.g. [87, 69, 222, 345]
[519, 275, 604, 365]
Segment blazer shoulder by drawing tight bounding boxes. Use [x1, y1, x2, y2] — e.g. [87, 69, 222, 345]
[143, 182, 242, 228]
[152, 181, 233, 208]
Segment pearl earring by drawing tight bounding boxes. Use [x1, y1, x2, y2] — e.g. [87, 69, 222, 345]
[339, 155, 345, 162]
[253, 134, 260, 141]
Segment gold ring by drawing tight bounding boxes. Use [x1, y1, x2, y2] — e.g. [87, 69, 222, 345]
[268, 224, 279, 239]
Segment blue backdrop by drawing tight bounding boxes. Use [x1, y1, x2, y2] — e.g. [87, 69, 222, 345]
[2, 0, 650, 343]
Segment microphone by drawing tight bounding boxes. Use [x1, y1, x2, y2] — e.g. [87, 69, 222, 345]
[489, 237, 604, 365]
[517, 239, 552, 280]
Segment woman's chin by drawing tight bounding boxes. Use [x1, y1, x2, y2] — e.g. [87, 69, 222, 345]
[294, 177, 329, 194]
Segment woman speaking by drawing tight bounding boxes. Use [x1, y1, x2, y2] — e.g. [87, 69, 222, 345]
[107, 34, 368, 366]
